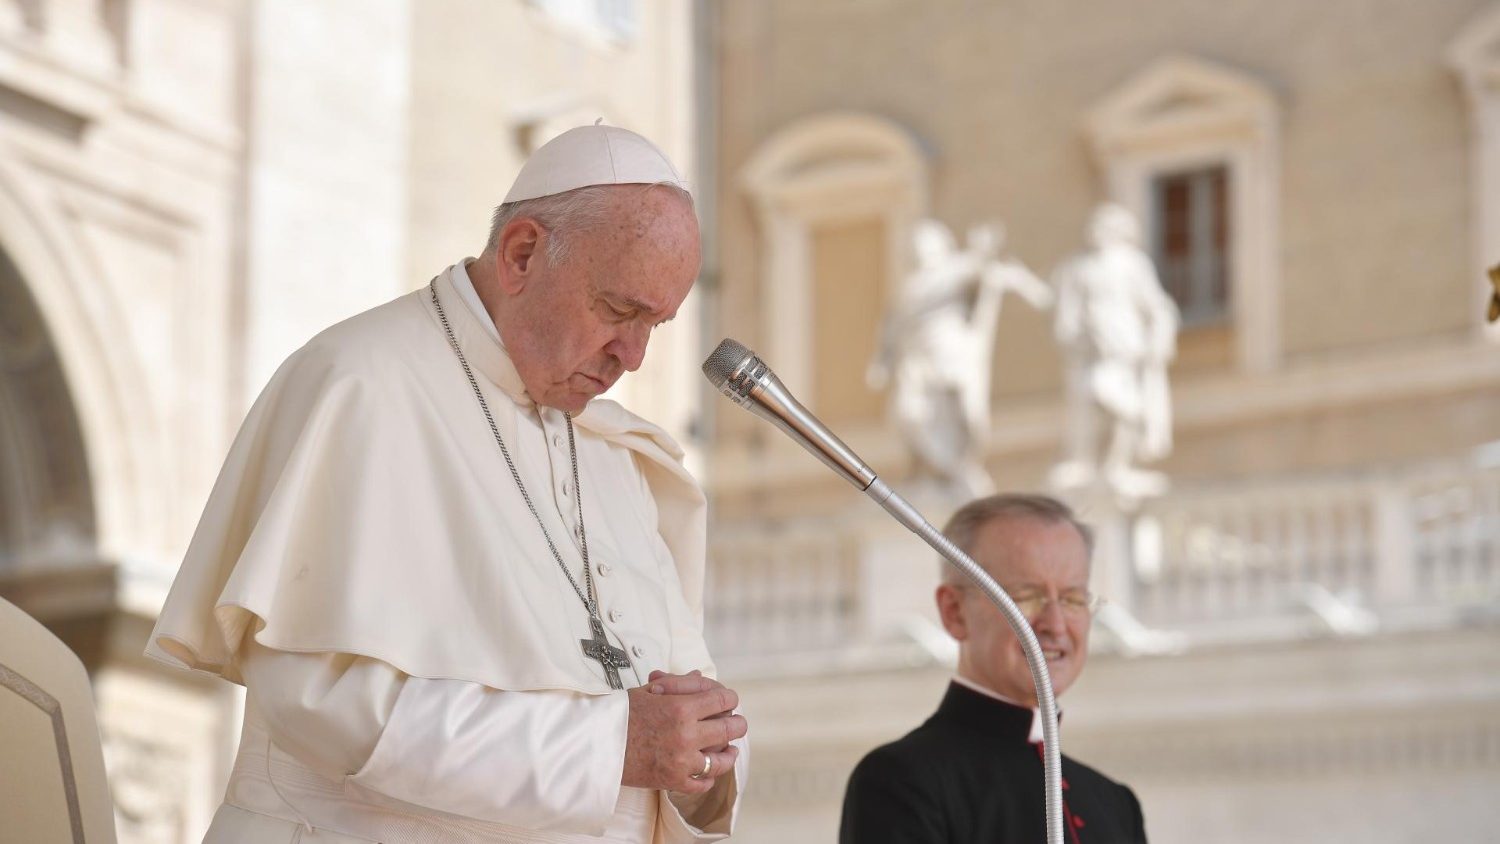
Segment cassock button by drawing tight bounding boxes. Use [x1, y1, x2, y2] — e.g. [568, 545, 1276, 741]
[552, 434, 563, 448]
[596, 562, 612, 577]
[631, 645, 645, 658]
[562, 481, 572, 497]
[608, 609, 623, 623]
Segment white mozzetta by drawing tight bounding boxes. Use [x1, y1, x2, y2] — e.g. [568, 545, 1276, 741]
[147, 263, 713, 691]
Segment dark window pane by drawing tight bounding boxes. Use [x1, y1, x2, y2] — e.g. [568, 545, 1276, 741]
[1151, 165, 1231, 326]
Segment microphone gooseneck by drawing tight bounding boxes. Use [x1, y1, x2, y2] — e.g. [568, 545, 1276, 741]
[702, 337, 1065, 844]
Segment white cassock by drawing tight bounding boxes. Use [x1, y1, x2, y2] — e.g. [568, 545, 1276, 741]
[147, 261, 745, 843]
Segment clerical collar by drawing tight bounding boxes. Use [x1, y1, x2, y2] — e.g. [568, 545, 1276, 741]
[946, 676, 1054, 744]
[455, 258, 504, 347]
[428, 263, 532, 405]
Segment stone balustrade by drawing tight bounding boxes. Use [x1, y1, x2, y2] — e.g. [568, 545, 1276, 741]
[705, 452, 1500, 668]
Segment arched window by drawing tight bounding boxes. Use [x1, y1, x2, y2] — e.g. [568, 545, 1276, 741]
[740, 113, 927, 423]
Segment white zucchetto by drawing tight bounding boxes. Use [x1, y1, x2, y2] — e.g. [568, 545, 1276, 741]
[503, 122, 688, 204]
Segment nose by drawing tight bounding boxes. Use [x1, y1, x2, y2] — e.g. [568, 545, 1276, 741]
[1029, 598, 1068, 639]
[607, 321, 651, 372]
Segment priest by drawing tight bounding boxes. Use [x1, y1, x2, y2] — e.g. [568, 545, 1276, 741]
[840, 494, 1147, 843]
[147, 124, 748, 843]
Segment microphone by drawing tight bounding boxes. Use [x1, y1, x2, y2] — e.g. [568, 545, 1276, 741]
[701, 338, 877, 491]
[701, 337, 1067, 844]
[701, 338, 937, 532]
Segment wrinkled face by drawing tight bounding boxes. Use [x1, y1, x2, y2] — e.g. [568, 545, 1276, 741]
[936, 517, 1093, 705]
[503, 188, 700, 413]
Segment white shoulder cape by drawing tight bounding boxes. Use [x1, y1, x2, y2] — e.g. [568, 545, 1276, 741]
[146, 270, 709, 692]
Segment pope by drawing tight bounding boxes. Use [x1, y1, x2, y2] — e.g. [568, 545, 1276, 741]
[147, 124, 749, 843]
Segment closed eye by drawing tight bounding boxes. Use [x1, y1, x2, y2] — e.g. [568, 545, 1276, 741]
[598, 291, 674, 326]
[603, 301, 635, 320]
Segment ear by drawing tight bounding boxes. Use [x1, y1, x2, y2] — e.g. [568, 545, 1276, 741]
[936, 584, 968, 642]
[497, 218, 544, 294]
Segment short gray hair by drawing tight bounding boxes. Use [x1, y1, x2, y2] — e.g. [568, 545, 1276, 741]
[939, 493, 1094, 584]
[483, 182, 693, 266]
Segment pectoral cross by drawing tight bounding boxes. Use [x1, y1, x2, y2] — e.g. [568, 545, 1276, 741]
[580, 616, 631, 690]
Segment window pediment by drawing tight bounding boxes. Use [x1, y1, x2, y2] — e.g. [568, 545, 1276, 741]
[1088, 55, 1278, 156]
[740, 112, 927, 202]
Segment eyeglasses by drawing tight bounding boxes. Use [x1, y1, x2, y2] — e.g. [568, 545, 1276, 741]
[1006, 590, 1102, 619]
[953, 586, 1103, 619]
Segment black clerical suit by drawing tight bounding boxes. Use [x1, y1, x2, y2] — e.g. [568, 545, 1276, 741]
[840, 682, 1146, 844]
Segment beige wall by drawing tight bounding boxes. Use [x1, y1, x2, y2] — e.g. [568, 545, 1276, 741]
[716, 0, 1483, 380]
[710, 0, 1494, 505]
[810, 217, 889, 423]
[406, 0, 696, 281]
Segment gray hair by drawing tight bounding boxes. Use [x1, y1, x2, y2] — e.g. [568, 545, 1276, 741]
[483, 182, 693, 266]
[939, 493, 1095, 585]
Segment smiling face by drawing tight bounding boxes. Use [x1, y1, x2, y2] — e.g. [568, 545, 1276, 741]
[936, 515, 1093, 705]
[493, 186, 700, 413]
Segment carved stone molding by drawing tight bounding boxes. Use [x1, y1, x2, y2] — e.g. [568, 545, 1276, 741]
[740, 112, 929, 401]
[1072, 709, 1500, 783]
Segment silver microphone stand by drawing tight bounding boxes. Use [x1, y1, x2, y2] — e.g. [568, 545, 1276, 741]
[702, 339, 1064, 844]
[865, 479, 1064, 844]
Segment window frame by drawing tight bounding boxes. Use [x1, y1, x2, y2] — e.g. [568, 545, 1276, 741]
[739, 113, 928, 403]
[1087, 55, 1282, 373]
[1151, 163, 1232, 329]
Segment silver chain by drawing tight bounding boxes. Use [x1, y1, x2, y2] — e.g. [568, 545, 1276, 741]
[429, 280, 599, 619]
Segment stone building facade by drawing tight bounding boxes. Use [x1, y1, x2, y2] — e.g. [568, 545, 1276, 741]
[703, 2, 1500, 842]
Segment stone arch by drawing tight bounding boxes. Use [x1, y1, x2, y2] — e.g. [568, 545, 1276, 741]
[0, 249, 93, 566]
[0, 153, 156, 570]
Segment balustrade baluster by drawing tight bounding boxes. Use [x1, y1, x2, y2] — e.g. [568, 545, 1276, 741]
[1479, 470, 1500, 589]
[1284, 497, 1307, 612]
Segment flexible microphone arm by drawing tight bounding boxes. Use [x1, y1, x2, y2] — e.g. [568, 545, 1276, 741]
[703, 338, 1064, 844]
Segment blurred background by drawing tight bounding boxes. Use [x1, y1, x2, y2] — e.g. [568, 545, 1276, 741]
[2, 0, 1498, 841]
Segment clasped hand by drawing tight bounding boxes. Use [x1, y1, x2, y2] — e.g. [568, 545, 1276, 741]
[622, 670, 746, 794]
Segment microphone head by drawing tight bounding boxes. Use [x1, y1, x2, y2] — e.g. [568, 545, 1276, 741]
[701, 336, 879, 490]
[702, 338, 757, 393]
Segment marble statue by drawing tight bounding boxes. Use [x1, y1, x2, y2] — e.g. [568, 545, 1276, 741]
[1049, 203, 1179, 503]
[868, 218, 1052, 497]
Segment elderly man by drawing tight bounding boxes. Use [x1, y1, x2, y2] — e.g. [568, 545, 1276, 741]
[147, 125, 747, 843]
[840, 494, 1146, 843]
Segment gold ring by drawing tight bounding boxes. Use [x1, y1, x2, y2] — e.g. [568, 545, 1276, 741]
[689, 753, 712, 780]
